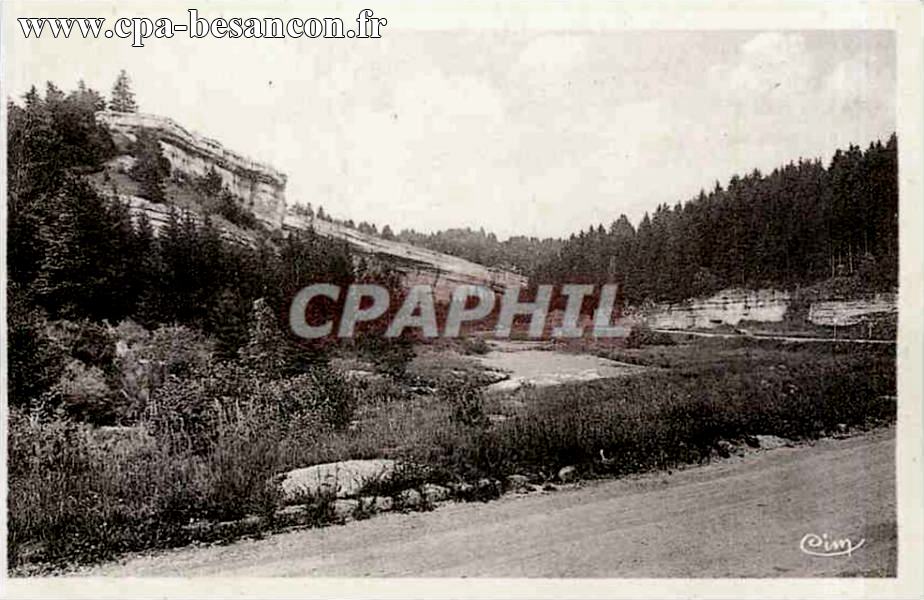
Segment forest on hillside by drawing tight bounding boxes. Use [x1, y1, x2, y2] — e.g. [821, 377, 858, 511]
[7, 80, 409, 419]
[401, 137, 898, 304]
[531, 137, 898, 303]
[396, 228, 564, 276]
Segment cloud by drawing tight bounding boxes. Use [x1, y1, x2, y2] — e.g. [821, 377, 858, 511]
[824, 53, 892, 111]
[710, 32, 813, 101]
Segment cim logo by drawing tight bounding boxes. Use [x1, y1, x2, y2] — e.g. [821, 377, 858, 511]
[799, 533, 866, 557]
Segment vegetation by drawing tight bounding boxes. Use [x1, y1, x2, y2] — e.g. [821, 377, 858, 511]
[8, 338, 895, 572]
[192, 168, 258, 228]
[129, 129, 170, 203]
[5, 76, 899, 574]
[109, 69, 137, 113]
[398, 227, 564, 275]
[533, 138, 898, 303]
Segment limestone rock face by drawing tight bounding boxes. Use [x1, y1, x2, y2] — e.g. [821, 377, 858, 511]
[642, 288, 897, 332]
[283, 212, 528, 301]
[98, 110, 287, 229]
[644, 289, 791, 330]
[808, 294, 897, 326]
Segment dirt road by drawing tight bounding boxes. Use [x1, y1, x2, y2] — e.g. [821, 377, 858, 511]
[85, 428, 895, 578]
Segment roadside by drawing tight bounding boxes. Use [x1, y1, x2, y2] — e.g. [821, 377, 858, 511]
[82, 427, 895, 578]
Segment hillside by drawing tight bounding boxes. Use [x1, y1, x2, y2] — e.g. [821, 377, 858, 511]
[90, 110, 525, 298]
[532, 136, 898, 304]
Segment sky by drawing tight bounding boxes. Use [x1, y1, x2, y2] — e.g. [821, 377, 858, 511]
[4, 5, 896, 239]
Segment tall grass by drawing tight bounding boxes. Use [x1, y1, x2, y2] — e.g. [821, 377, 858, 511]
[8, 341, 895, 572]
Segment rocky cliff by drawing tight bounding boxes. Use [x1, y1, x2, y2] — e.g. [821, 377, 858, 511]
[97, 110, 526, 297]
[98, 111, 287, 229]
[284, 213, 528, 300]
[643, 288, 897, 333]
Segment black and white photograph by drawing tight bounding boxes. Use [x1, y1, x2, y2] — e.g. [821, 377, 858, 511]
[2, 1, 922, 598]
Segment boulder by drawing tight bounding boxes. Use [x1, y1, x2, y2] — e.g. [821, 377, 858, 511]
[398, 488, 423, 509]
[753, 434, 791, 450]
[276, 504, 307, 519]
[421, 483, 451, 503]
[476, 478, 503, 499]
[557, 465, 578, 483]
[278, 459, 396, 502]
[505, 474, 531, 493]
[332, 499, 360, 519]
[361, 496, 394, 513]
[715, 439, 736, 458]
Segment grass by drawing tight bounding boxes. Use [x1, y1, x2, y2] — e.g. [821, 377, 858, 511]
[7, 337, 896, 573]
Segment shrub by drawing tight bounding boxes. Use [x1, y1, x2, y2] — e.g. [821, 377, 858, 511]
[362, 336, 415, 380]
[114, 322, 215, 422]
[48, 319, 116, 369]
[442, 381, 488, 429]
[625, 323, 676, 349]
[459, 336, 491, 356]
[47, 359, 119, 424]
[7, 291, 65, 407]
[346, 374, 411, 407]
[147, 362, 356, 452]
[7, 410, 197, 568]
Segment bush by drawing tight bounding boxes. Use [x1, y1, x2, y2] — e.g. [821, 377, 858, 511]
[363, 337, 415, 380]
[459, 336, 491, 356]
[147, 362, 356, 452]
[7, 290, 65, 407]
[346, 373, 411, 407]
[47, 359, 119, 424]
[7, 410, 198, 568]
[111, 322, 215, 422]
[442, 381, 488, 429]
[44, 319, 116, 372]
[625, 323, 676, 349]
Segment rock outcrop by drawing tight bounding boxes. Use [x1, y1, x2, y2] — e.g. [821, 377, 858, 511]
[644, 289, 791, 330]
[284, 212, 528, 299]
[808, 294, 897, 326]
[642, 288, 896, 332]
[97, 110, 527, 297]
[98, 111, 287, 229]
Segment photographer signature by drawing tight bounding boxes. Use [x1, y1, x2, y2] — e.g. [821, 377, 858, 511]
[800, 533, 865, 557]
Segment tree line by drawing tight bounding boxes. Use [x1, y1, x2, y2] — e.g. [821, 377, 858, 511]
[7, 80, 404, 408]
[530, 137, 898, 304]
[396, 227, 564, 275]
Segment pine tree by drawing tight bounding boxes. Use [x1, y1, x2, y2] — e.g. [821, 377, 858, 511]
[129, 130, 170, 202]
[110, 70, 138, 112]
[240, 298, 295, 378]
